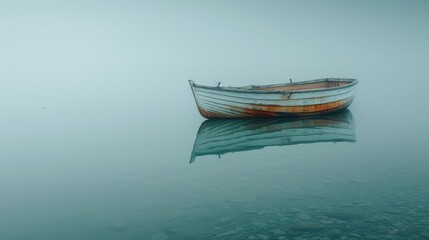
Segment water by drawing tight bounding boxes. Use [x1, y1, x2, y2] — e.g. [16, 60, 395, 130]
[1, 1, 429, 239]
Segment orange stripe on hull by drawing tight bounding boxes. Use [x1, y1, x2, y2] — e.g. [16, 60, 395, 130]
[199, 98, 353, 118]
[251, 98, 351, 114]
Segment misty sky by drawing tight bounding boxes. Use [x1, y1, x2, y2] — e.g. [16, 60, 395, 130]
[1, 2, 429, 239]
[1, 0, 428, 125]
[1, 1, 428, 83]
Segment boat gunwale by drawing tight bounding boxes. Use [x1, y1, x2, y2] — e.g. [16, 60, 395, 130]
[189, 78, 358, 94]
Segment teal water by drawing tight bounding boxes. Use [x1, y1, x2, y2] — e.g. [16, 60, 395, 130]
[1, 1, 429, 239]
[3, 88, 428, 240]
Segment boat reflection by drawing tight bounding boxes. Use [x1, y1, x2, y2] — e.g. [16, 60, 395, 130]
[190, 110, 356, 163]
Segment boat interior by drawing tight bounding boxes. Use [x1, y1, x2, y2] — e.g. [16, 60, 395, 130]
[251, 79, 352, 91]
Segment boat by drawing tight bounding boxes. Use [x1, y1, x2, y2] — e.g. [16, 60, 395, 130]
[190, 110, 356, 163]
[189, 78, 358, 118]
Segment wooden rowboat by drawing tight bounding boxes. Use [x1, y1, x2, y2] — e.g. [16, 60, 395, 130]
[190, 110, 355, 163]
[189, 78, 358, 118]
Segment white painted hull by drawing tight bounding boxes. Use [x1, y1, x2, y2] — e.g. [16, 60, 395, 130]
[189, 78, 358, 118]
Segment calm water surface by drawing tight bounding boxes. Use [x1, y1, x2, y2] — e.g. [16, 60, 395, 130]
[2, 79, 429, 240]
[1, 1, 429, 240]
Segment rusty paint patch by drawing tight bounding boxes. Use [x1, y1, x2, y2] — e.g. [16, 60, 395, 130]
[251, 98, 351, 114]
[230, 106, 279, 117]
[198, 106, 225, 118]
[218, 98, 353, 118]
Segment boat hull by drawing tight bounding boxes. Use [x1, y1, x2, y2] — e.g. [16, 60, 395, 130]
[189, 78, 358, 118]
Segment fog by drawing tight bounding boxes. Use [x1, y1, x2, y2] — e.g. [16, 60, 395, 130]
[2, 0, 428, 160]
[1, 1, 429, 239]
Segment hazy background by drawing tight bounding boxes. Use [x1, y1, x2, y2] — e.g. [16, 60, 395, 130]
[1, 1, 429, 239]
